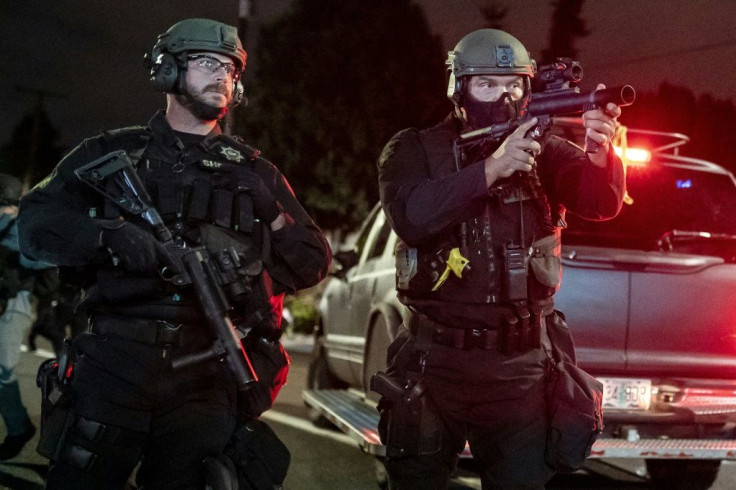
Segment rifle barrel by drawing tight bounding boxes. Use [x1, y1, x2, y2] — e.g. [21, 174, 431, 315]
[529, 85, 636, 116]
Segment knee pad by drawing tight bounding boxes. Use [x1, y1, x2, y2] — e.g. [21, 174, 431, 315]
[203, 454, 239, 490]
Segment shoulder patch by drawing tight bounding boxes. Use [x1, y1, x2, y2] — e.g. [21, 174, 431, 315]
[208, 134, 263, 165]
[378, 128, 419, 169]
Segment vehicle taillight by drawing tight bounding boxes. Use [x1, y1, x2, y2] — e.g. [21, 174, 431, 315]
[614, 146, 651, 165]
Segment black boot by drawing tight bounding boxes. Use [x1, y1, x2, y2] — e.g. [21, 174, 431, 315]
[0, 380, 37, 460]
[27, 331, 37, 351]
[0, 422, 36, 460]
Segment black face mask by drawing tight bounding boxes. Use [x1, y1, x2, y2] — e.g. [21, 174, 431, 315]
[463, 92, 524, 129]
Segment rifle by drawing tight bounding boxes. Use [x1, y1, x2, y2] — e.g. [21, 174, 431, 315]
[74, 150, 258, 390]
[455, 58, 636, 158]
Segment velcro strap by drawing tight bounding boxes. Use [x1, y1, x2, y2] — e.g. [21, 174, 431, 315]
[59, 443, 97, 471]
[73, 416, 121, 444]
[156, 180, 179, 215]
[409, 312, 499, 350]
[431, 324, 499, 350]
[235, 192, 255, 233]
[91, 316, 183, 346]
[187, 179, 212, 220]
[210, 189, 234, 228]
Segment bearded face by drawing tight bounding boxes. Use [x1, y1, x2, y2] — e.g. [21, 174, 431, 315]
[175, 52, 237, 121]
[175, 78, 231, 121]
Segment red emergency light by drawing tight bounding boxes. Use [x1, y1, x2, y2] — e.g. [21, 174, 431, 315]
[614, 146, 652, 165]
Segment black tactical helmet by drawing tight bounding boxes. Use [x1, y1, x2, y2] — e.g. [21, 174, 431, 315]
[0, 173, 22, 206]
[446, 29, 536, 104]
[148, 18, 247, 93]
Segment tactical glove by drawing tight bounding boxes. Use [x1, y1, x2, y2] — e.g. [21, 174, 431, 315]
[231, 171, 280, 224]
[237, 338, 290, 420]
[99, 222, 179, 275]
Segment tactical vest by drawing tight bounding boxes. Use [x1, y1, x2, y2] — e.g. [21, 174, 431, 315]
[99, 128, 263, 234]
[87, 127, 276, 322]
[395, 121, 562, 306]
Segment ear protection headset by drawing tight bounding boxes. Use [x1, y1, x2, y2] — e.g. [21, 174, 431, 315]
[145, 19, 247, 107]
[146, 50, 245, 108]
[148, 51, 181, 93]
[232, 78, 245, 107]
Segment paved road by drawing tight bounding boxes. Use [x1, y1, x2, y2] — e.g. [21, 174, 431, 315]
[3, 335, 736, 489]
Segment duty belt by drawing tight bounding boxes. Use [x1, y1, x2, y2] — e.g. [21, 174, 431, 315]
[408, 313, 499, 350]
[408, 306, 554, 352]
[433, 324, 500, 350]
[90, 315, 185, 347]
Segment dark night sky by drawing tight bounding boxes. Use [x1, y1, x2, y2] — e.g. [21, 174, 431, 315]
[1, 0, 734, 151]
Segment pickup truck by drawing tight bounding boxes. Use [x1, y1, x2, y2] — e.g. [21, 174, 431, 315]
[303, 127, 736, 488]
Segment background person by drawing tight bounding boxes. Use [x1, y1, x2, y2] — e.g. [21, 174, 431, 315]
[0, 173, 52, 461]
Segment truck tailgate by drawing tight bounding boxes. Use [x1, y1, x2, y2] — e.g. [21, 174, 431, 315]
[303, 389, 736, 460]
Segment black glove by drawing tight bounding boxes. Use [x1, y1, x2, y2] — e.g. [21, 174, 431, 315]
[231, 170, 281, 224]
[99, 222, 179, 274]
[238, 339, 290, 420]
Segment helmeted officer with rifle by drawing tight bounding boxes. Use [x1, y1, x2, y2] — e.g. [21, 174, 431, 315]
[374, 29, 629, 488]
[17, 18, 331, 489]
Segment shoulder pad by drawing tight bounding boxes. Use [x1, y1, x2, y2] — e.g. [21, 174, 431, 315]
[99, 126, 150, 153]
[387, 127, 423, 146]
[419, 117, 456, 141]
[378, 128, 421, 169]
[100, 126, 148, 141]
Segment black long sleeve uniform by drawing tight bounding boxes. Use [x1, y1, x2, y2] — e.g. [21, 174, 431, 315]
[16, 111, 332, 488]
[378, 113, 625, 328]
[18, 111, 331, 320]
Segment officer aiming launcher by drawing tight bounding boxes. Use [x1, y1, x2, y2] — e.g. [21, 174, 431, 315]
[75, 150, 258, 390]
[454, 57, 636, 160]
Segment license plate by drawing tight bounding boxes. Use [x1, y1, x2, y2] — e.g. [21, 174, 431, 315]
[599, 377, 652, 410]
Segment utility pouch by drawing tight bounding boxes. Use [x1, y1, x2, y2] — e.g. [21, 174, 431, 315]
[395, 241, 449, 295]
[529, 232, 562, 300]
[529, 310, 542, 350]
[237, 339, 290, 420]
[501, 243, 531, 302]
[395, 241, 419, 291]
[223, 419, 290, 490]
[36, 353, 75, 460]
[499, 307, 541, 353]
[499, 309, 518, 354]
[545, 360, 604, 472]
[203, 454, 239, 490]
